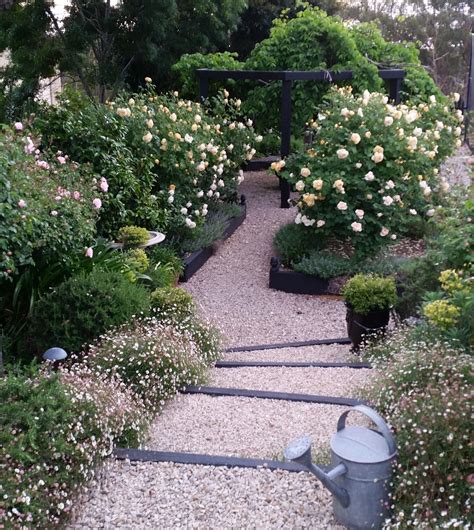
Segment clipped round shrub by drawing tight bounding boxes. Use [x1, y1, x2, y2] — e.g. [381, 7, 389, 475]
[25, 269, 150, 355]
[85, 318, 210, 412]
[150, 286, 195, 319]
[125, 248, 149, 274]
[117, 225, 150, 248]
[342, 274, 397, 315]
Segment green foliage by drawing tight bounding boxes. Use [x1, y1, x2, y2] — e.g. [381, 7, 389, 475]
[277, 87, 459, 258]
[118, 226, 150, 248]
[85, 318, 207, 412]
[273, 222, 324, 266]
[342, 274, 397, 314]
[1, 365, 146, 528]
[172, 52, 243, 100]
[125, 249, 149, 274]
[146, 245, 184, 278]
[150, 286, 195, 320]
[24, 269, 150, 356]
[243, 6, 381, 134]
[293, 250, 351, 278]
[364, 329, 472, 527]
[35, 87, 256, 240]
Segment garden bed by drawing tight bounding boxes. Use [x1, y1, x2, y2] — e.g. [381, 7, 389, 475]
[180, 200, 247, 282]
[269, 256, 332, 295]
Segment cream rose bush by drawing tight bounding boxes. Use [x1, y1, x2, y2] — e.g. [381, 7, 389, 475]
[273, 87, 459, 257]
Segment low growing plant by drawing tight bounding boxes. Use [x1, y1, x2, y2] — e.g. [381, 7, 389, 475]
[342, 274, 397, 315]
[273, 222, 324, 266]
[150, 286, 195, 319]
[364, 329, 472, 528]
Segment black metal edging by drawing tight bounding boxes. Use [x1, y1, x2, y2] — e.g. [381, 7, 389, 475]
[183, 386, 365, 407]
[215, 360, 371, 369]
[113, 448, 318, 473]
[225, 337, 351, 353]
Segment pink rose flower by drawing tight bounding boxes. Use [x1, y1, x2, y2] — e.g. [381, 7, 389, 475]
[73, 191, 81, 200]
[57, 156, 67, 164]
[14, 122, 23, 131]
[36, 160, 50, 170]
[100, 177, 109, 192]
[18, 199, 27, 208]
[85, 247, 94, 258]
[92, 198, 102, 209]
[50, 210, 58, 217]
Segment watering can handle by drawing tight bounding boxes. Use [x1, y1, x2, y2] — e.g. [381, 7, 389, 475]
[337, 405, 397, 455]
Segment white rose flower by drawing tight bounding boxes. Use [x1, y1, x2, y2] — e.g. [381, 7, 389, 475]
[185, 218, 196, 229]
[312, 179, 323, 191]
[337, 201, 348, 211]
[180, 207, 188, 215]
[429, 95, 436, 104]
[186, 201, 192, 208]
[197, 190, 204, 198]
[384, 116, 393, 126]
[294, 213, 302, 224]
[372, 152, 384, 163]
[409, 209, 417, 215]
[413, 127, 423, 137]
[383, 196, 394, 206]
[385, 180, 395, 189]
[355, 209, 364, 219]
[351, 222, 363, 232]
[380, 227, 389, 237]
[316, 219, 326, 228]
[170, 113, 177, 122]
[142, 132, 153, 143]
[146, 119, 154, 129]
[364, 171, 375, 182]
[364, 131, 372, 138]
[255, 135, 263, 143]
[426, 208, 435, 217]
[300, 167, 311, 178]
[217, 179, 225, 187]
[184, 134, 193, 143]
[295, 180, 305, 192]
[167, 195, 174, 204]
[454, 127, 462, 137]
[350, 133, 361, 144]
[337, 148, 349, 160]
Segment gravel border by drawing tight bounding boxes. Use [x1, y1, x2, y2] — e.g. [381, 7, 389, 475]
[208, 367, 374, 397]
[68, 461, 344, 529]
[222, 344, 355, 363]
[147, 394, 348, 460]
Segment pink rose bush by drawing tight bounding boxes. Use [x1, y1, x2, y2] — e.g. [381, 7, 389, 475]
[272, 87, 460, 257]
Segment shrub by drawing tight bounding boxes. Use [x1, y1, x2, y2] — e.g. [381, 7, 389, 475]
[0, 125, 98, 280]
[273, 222, 324, 266]
[24, 269, 150, 355]
[35, 86, 257, 240]
[364, 329, 472, 528]
[293, 250, 352, 279]
[274, 87, 459, 258]
[151, 286, 195, 319]
[124, 249, 149, 274]
[1, 365, 146, 528]
[117, 226, 150, 248]
[341, 274, 397, 314]
[84, 318, 209, 412]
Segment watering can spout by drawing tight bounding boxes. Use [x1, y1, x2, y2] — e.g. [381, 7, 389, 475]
[284, 436, 350, 508]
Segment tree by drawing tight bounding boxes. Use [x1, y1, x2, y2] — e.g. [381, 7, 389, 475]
[0, 0, 246, 115]
[229, 0, 342, 59]
[341, 0, 472, 95]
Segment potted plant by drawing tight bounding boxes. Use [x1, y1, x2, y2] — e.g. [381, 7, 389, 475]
[341, 274, 397, 351]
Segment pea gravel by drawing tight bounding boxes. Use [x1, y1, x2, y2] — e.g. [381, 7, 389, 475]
[68, 461, 344, 529]
[223, 344, 356, 363]
[147, 394, 347, 460]
[209, 367, 374, 397]
[184, 171, 347, 347]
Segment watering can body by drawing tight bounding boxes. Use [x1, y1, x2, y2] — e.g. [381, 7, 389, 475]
[330, 406, 397, 529]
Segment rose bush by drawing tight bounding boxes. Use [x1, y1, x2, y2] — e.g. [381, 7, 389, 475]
[36, 82, 258, 241]
[272, 87, 460, 258]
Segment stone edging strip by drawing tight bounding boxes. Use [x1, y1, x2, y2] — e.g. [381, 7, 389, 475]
[225, 337, 351, 353]
[112, 447, 329, 473]
[214, 360, 372, 369]
[183, 386, 365, 407]
[112, 448, 317, 473]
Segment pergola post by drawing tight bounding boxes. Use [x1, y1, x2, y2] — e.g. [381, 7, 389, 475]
[280, 79, 292, 208]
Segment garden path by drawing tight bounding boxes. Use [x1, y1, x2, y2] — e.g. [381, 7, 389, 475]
[70, 170, 370, 529]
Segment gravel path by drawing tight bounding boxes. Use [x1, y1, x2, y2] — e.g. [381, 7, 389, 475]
[69, 461, 343, 529]
[147, 394, 347, 460]
[209, 367, 373, 396]
[223, 344, 355, 363]
[439, 145, 472, 187]
[184, 171, 346, 347]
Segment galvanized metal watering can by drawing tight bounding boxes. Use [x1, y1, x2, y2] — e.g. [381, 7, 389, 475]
[284, 405, 397, 530]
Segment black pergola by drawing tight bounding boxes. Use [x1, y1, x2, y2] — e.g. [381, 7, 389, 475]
[197, 68, 406, 207]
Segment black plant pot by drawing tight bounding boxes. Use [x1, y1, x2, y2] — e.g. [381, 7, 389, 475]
[346, 305, 390, 352]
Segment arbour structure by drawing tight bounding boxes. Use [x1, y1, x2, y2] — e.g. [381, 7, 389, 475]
[197, 68, 406, 208]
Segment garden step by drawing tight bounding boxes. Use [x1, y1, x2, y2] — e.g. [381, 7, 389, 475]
[183, 385, 365, 406]
[68, 460, 343, 529]
[224, 337, 350, 352]
[222, 343, 356, 364]
[208, 366, 373, 398]
[147, 394, 351, 460]
[215, 360, 371, 369]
